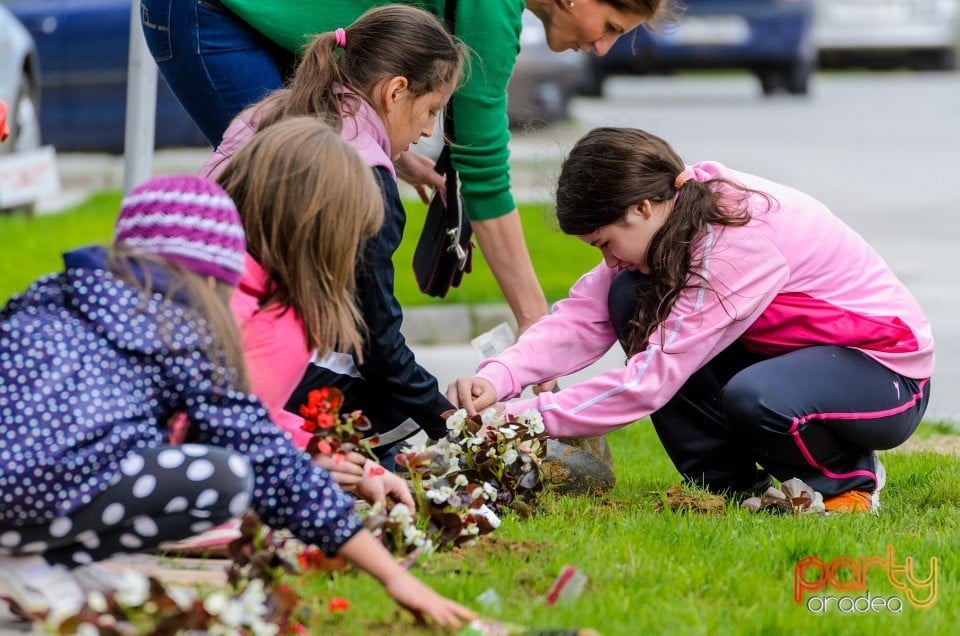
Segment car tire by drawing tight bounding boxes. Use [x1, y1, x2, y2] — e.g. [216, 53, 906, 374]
[931, 49, 957, 72]
[758, 60, 811, 97]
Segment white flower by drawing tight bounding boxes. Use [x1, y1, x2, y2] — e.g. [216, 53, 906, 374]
[425, 485, 456, 504]
[482, 481, 498, 500]
[167, 586, 195, 611]
[480, 407, 503, 426]
[519, 408, 546, 435]
[203, 591, 230, 617]
[86, 590, 108, 613]
[389, 503, 412, 523]
[519, 438, 542, 455]
[249, 619, 280, 636]
[400, 443, 426, 455]
[76, 624, 100, 636]
[502, 449, 519, 465]
[454, 474, 469, 488]
[239, 579, 268, 619]
[499, 426, 518, 440]
[217, 598, 245, 627]
[114, 570, 151, 607]
[460, 523, 480, 537]
[473, 504, 502, 529]
[445, 409, 469, 434]
[465, 435, 483, 449]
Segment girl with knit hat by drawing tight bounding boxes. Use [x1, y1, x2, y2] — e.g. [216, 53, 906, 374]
[448, 126, 934, 515]
[0, 119, 475, 627]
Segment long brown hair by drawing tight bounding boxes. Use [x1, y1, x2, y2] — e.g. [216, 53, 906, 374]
[556, 127, 773, 356]
[216, 117, 384, 361]
[253, 4, 466, 134]
[105, 246, 249, 390]
[603, 0, 680, 27]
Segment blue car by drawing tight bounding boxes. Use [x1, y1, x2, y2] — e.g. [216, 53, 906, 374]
[2, 0, 207, 152]
[587, 0, 817, 96]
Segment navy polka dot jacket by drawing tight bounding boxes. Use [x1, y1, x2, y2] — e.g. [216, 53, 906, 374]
[0, 247, 361, 553]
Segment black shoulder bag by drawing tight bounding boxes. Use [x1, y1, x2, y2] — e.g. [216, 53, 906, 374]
[412, 0, 473, 298]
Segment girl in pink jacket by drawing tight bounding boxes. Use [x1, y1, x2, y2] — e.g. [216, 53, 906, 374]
[448, 127, 934, 514]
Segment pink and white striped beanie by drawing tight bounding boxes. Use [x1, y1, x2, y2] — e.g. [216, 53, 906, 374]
[114, 174, 246, 286]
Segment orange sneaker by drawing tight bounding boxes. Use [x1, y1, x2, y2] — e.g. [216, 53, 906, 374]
[824, 458, 885, 514]
[824, 489, 874, 513]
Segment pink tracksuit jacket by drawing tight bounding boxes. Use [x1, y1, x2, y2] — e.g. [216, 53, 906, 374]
[478, 162, 935, 438]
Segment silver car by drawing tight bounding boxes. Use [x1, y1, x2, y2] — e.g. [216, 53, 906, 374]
[815, 0, 959, 70]
[0, 3, 40, 155]
[508, 10, 588, 127]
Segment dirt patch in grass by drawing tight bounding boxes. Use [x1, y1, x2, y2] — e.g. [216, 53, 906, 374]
[898, 434, 960, 455]
[651, 484, 727, 515]
[450, 534, 553, 563]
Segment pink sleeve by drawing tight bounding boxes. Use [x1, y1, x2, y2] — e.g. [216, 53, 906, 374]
[504, 225, 790, 437]
[476, 262, 619, 397]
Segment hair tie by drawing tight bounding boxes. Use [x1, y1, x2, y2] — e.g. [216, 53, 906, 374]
[334, 27, 347, 49]
[674, 168, 694, 191]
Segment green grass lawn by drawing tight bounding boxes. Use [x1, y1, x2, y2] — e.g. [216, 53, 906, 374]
[299, 421, 959, 635]
[5, 196, 958, 634]
[0, 193, 600, 306]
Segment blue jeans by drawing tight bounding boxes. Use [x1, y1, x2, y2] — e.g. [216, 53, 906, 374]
[139, 0, 294, 146]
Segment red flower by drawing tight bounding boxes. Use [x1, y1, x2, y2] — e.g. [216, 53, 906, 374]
[298, 546, 325, 572]
[317, 413, 336, 429]
[328, 597, 350, 613]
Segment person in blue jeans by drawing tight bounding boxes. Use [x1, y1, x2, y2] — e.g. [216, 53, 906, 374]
[139, 0, 675, 348]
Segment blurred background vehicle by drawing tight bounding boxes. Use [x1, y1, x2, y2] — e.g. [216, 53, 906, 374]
[3, 2, 586, 153]
[3, 0, 208, 152]
[814, 0, 958, 71]
[508, 10, 588, 127]
[584, 0, 817, 97]
[0, 3, 40, 155]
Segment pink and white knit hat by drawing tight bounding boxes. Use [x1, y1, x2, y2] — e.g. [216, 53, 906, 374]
[114, 174, 246, 286]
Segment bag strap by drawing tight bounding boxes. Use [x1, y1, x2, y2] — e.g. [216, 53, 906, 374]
[439, 0, 460, 235]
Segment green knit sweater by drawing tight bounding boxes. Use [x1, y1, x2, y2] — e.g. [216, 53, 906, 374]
[222, 0, 525, 221]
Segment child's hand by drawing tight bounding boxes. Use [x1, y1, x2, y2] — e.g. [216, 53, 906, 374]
[338, 530, 477, 629]
[384, 571, 477, 629]
[313, 451, 366, 488]
[445, 377, 496, 416]
[354, 461, 416, 509]
[395, 150, 444, 204]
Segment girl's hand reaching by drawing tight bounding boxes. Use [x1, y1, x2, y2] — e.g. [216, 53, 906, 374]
[313, 450, 366, 488]
[315, 453, 415, 509]
[338, 530, 477, 629]
[354, 460, 416, 509]
[445, 376, 497, 416]
[384, 570, 478, 629]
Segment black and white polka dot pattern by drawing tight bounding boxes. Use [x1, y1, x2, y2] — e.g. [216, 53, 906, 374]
[0, 446, 251, 566]
[0, 248, 362, 558]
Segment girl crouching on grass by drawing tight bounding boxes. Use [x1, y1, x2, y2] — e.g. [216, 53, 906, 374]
[448, 127, 933, 514]
[0, 118, 475, 628]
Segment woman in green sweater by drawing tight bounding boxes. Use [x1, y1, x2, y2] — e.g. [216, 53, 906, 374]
[140, 0, 673, 336]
